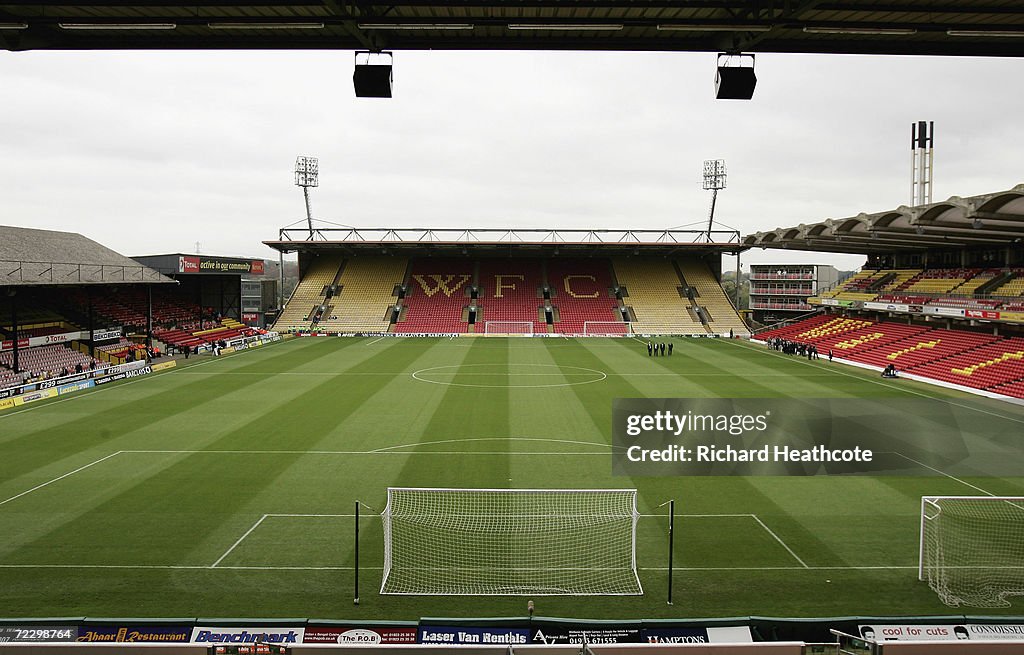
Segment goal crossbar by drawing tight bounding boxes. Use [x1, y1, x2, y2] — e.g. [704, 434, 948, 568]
[483, 321, 534, 335]
[380, 487, 642, 596]
[582, 321, 632, 336]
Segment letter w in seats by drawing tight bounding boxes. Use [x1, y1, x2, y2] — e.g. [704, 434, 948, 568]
[412, 274, 471, 297]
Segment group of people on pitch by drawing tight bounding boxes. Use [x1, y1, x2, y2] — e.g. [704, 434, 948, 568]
[766, 337, 831, 362]
[646, 341, 672, 357]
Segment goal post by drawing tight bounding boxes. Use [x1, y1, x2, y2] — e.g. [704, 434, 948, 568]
[380, 487, 643, 596]
[483, 321, 534, 335]
[582, 321, 632, 336]
[919, 495, 1024, 607]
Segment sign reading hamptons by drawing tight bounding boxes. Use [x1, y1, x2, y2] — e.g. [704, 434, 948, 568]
[611, 398, 1024, 476]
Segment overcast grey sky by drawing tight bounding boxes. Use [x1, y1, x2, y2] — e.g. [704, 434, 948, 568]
[1, 49, 1022, 271]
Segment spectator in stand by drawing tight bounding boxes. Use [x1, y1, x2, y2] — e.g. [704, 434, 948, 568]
[75, 363, 83, 374]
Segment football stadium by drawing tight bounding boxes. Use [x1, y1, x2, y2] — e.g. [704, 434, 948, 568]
[3, 2, 1024, 654]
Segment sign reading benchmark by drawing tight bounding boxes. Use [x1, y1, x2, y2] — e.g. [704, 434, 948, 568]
[612, 398, 1024, 476]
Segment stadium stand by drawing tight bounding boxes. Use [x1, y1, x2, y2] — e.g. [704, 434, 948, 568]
[991, 271, 1024, 297]
[612, 258, 704, 334]
[947, 268, 1000, 296]
[913, 337, 1024, 391]
[315, 257, 407, 333]
[757, 314, 1024, 398]
[269, 252, 747, 337]
[547, 259, 621, 334]
[395, 258, 474, 333]
[154, 318, 257, 353]
[678, 258, 748, 335]
[895, 268, 974, 295]
[272, 254, 344, 332]
[0, 344, 101, 383]
[819, 269, 921, 302]
[475, 258, 546, 334]
[64, 287, 208, 331]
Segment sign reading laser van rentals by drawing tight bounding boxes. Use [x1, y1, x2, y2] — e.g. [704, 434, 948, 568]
[190, 628, 304, 644]
[419, 627, 529, 644]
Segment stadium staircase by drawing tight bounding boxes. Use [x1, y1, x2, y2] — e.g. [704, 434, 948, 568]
[547, 259, 623, 334]
[315, 257, 407, 333]
[990, 271, 1024, 297]
[677, 259, 749, 336]
[272, 254, 344, 332]
[394, 258, 474, 333]
[611, 258, 703, 334]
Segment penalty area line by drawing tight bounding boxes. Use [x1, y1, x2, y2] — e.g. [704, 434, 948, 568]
[750, 514, 809, 569]
[211, 515, 268, 568]
[0, 451, 123, 507]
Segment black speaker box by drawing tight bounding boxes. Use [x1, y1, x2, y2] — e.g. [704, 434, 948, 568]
[715, 66, 756, 100]
[354, 64, 393, 98]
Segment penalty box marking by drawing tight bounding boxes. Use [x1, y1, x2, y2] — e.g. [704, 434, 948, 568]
[210, 512, 808, 570]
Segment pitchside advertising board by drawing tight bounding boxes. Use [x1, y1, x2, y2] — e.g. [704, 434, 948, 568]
[178, 255, 265, 275]
[417, 624, 752, 645]
[303, 627, 417, 645]
[190, 627, 304, 645]
[76, 625, 192, 643]
[858, 624, 1024, 641]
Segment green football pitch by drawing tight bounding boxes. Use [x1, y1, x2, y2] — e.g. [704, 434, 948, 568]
[1, 335, 1022, 619]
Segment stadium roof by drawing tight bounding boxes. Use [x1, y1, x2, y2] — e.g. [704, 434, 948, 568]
[0, 225, 174, 286]
[1, 1, 1022, 56]
[741, 184, 1024, 255]
[264, 227, 745, 257]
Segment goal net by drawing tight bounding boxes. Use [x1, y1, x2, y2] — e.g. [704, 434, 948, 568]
[483, 321, 534, 335]
[380, 488, 642, 596]
[582, 321, 632, 336]
[920, 496, 1024, 607]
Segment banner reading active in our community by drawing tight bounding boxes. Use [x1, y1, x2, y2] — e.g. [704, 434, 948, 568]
[612, 397, 1024, 476]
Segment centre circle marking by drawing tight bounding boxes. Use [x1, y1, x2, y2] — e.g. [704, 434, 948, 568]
[411, 363, 607, 388]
